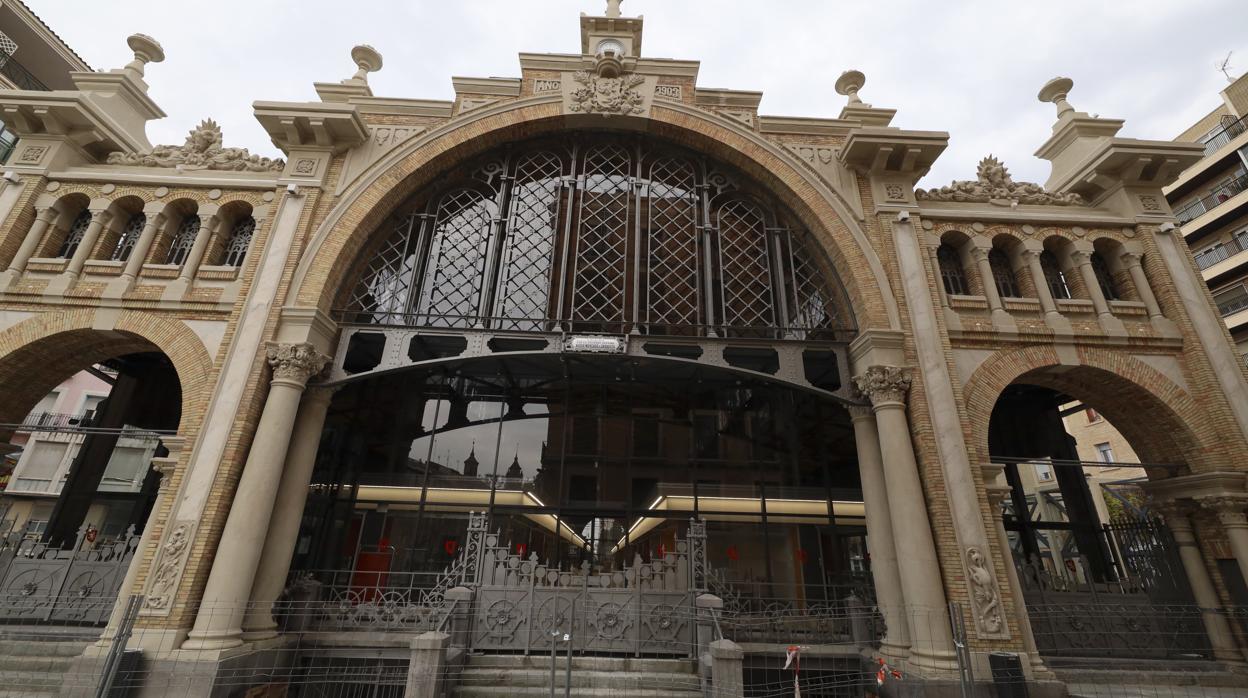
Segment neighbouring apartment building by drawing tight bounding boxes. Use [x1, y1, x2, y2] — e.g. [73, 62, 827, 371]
[0, 3, 1245, 696]
[1169, 70, 1248, 365]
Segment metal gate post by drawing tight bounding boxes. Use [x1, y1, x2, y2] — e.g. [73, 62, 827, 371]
[949, 601, 973, 698]
[96, 594, 143, 698]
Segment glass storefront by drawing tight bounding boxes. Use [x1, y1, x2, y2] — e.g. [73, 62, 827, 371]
[292, 354, 867, 603]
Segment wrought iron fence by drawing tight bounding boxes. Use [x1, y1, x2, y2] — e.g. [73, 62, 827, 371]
[1174, 170, 1248, 223]
[0, 522, 138, 625]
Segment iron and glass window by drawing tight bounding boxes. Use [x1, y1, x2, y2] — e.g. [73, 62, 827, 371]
[1040, 250, 1070, 300]
[1091, 252, 1119, 301]
[57, 210, 92, 259]
[110, 213, 146, 262]
[343, 134, 853, 339]
[936, 243, 968, 295]
[165, 216, 200, 265]
[989, 248, 1020, 298]
[221, 216, 256, 267]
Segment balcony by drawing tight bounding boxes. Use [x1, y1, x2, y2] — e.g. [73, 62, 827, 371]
[1201, 114, 1248, 157]
[1194, 234, 1248, 278]
[1174, 171, 1248, 224]
[0, 52, 49, 92]
[1215, 281, 1248, 332]
[16, 411, 95, 432]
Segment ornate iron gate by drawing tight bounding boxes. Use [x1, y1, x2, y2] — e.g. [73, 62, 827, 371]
[1017, 518, 1209, 659]
[470, 520, 700, 656]
[0, 523, 139, 624]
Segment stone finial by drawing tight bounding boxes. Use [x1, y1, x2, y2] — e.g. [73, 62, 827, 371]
[605, 0, 623, 18]
[1038, 76, 1076, 118]
[123, 34, 165, 78]
[344, 44, 383, 85]
[834, 69, 867, 105]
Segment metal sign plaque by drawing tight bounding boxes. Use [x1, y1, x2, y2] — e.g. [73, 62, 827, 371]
[563, 335, 625, 354]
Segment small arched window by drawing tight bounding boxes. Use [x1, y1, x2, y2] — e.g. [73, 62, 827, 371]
[1040, 250, 1070, 300]
[937, 243, 968, 296]
[222, 216, 256, 267]
[57, 210, 92, 259]
[989, 249, 1020, 298]
[110, 213, 146, 262]
[1091, 252, 1120, 301]
[165, 216, 200, 265]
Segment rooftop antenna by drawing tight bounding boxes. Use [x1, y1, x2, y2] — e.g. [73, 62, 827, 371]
[1217, 52, 1235, 83]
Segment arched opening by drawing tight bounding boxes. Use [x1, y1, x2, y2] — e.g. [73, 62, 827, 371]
[286, 354, 870, 646]
[338, 132, 855, 339]
[986, 365, 1215, 661]
[0, 330, 184, 625]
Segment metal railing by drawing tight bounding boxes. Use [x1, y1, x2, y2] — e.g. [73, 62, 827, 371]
[17, 410, 95, 431]
[1193, 234, 1248, 270]
[1173, 170, 1248, 224]
[1214, 281, 1248, 318]
[1200, 113, 1248, 156]
[0, 51, 48, 91]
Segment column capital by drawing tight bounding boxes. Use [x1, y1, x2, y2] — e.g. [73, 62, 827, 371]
[265, 342, 330, 385]
[852, 365, 912, 407]
[967, 245, 990, 263]
[1197, 494, 1248, 528]
[1150, 498, 1195, 531]
[1118, 248, 1144, 266]
[1069, 248, 1092, 265]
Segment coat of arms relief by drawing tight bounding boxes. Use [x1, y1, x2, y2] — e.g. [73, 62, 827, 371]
[569, 71, 646, 116]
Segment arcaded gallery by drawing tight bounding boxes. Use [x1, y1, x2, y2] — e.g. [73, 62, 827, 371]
[1, 2, 1248, 697]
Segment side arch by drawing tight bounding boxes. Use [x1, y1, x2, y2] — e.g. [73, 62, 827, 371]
[961, 345, 1225, 473]
[287, 96, 901, 333]
[0, 308, 215, 436]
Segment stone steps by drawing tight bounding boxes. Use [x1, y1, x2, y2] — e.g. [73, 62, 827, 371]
[1050, 657, 1246, 689]
[0, 638, 92, 697]
[452, 654, 702, 698]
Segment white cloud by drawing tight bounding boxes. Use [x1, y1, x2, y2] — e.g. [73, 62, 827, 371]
[30, 0, 1248, 187]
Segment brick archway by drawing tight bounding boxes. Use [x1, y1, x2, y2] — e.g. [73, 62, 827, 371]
[0, 308, 214, 436]
[287, 97, 901, 333]
[962, 345, 1225, 473]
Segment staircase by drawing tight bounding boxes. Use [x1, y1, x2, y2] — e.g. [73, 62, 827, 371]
[0, 634, 94, 697]
[452, 654, 703, 698]
[1050, 657, 1248, 697]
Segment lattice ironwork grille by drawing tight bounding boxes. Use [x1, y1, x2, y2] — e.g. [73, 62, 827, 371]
[110, 213, 146, 262]
[57, 210, 92, 259]
[344, 135, 854, 337]
[165, 216, 201, 266]
[222, 216, 256, 267]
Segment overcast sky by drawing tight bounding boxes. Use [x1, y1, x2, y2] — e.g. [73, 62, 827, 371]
[31, 0, 1248, 187]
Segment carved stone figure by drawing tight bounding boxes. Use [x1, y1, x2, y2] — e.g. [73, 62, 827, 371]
[569, 71, 646, 116]
[965, 546, 1005, 635]
[107, 119, 285, 172]
[145, 521, 192, 610]
[917, 155, 1085, 206]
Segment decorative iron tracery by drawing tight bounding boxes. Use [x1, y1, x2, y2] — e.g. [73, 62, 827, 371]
[344, 134, 854, 338]
[57, 210, 93, 259]
[222, 216, 256, 267]
[110, 213, 146, 262]
[165, 215, 201, 266]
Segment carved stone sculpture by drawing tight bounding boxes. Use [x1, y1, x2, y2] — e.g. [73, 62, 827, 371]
[570, 71, 646, 116]
[965, 546, 1005, 635]
[917, 156, 1085, 206]
[107, 119, 284, 172]
[145, 521, 192, 610]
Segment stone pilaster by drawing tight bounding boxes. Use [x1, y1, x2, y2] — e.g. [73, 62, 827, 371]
[1198, 494, 1248, 593]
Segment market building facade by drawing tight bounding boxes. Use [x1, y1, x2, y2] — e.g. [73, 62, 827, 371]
[0, 3, 1247, 695]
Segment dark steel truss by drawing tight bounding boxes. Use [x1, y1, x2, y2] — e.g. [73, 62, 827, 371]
[343, 134, 855, 339]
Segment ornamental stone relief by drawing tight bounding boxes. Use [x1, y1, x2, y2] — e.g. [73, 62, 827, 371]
[917, 155, 1085, 206]
[266, 342, 330, 383]
[143, 520, 195, 613]
[569, 71, 646, 116]
[108, 119, 284, 172]
[966, 546, 1006, 636]
[852, 365, 912, 405]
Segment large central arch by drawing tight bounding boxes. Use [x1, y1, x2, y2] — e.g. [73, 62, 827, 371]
[287, 96, 901, 334]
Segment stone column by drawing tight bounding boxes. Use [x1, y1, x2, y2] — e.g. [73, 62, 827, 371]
[405, 631, 449, 698]
[709, 639, 745, 698]
[120, 212, 166, 282]
[848, 405, 911, 659]
[1070, 249, 1113, 321]
[1154, 501, 1241, 663]
[182, 343, 329, 650]
[853, 366, 957, 671]
[1198, 495, 1248, 592]
[2, 206, 57, 277]
[96, 436, 186, 646]
[62, 208, 113, 279]
[969, 244, 1006, 315]
[1020, 245, 1061, 321]
[241, 385, 336, 640]
[176, 212, 220, 283]
[1118, 249, 1165, 322]
[982, 464, 1052, 679]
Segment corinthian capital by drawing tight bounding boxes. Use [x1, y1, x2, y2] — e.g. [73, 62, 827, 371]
[266, 342, 330, 384]
[852, 365, 912, 406]
[1198, 494, 1248, 528]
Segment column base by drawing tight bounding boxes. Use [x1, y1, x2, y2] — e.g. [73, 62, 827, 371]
[181, 628, 245, 651]
[1097, 313, 1127, 337]
[897, 646, 960, 677]
[1043, 311, 1073, 337]
[42, 272, 76, 297]
[990, 308, 1016, 331]
[103, 274, 136, 299]
[240, 623, 279, 642]
[162, 277, 191, 301]
[0, 269, 18, 291]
